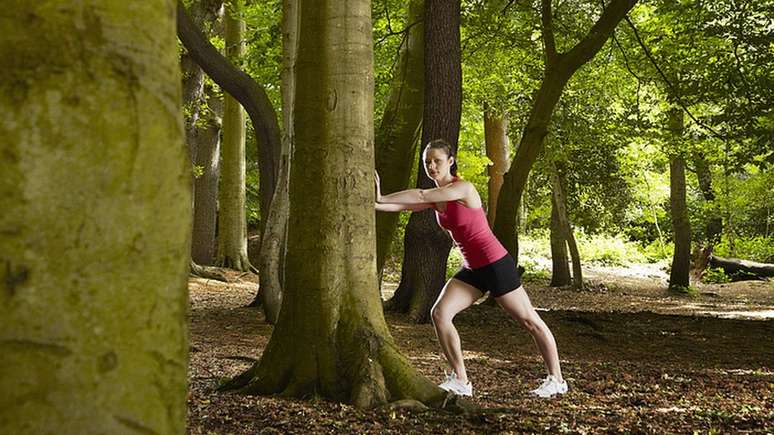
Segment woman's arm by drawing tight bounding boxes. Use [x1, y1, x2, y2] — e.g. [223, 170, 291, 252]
[378, 181, 471, 205]
[375, 202, 433, 212]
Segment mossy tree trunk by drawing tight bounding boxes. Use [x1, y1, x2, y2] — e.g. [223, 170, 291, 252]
[0, 2, 189, 433]
[492, 0, 638, 264]
[217, 0, 251, 270]
[375, 0, 426, 278]
[386, 0, 461, 324]
[254, 0, 298, 323]
[484, 106, 510, 225]
[222, 0, 448, 409]
[184, 0, 223, 265]
[668, 108, 692, 290]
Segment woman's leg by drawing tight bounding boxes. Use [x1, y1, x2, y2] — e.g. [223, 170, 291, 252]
[430, 278, 483, 383]
[495, 286, 563, 381]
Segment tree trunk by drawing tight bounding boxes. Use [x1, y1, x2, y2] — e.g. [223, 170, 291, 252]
[375, 0, 426, 278]
[549, 194, 571, 287]
[386, 0, 462, 324]
[550, 168, 582, 289]
[222, 0, 455, 410]
[217, 0, 251, 271]
[668, 109, 691, 290]
[183, 0, 223, 265]
[0, 2, 189, 433]
[694, 154, 723, 245]
[492, 0, 639, 265]
[254, 0, 298, 323]
[177, 1, 281, 236]
[484, 106, 510, 225]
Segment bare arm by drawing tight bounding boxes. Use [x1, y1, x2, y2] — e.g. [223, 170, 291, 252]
[375, 202, 434, 212]
[378, 181, 471, 205]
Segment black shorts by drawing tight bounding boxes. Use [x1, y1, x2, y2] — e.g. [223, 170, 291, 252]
[452, 254, 522, 297]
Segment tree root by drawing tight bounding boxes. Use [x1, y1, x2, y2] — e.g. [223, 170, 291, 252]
[189, 261, 229, 282]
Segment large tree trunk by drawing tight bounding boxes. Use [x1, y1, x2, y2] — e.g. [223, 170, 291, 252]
[177, 1, 281, 237]
[375, 0, 426, 278]
[385, 0, 462, 324]
[0, 2, 189, 433]
[668, 108, 692, 290]
[254, 0, 298, 323]
[183, 0, 223, 265]
[217, 0, 251, 271]
[492, 0, 639, 264]
[484, 106, 510, 225]
[222, 0, 453, 410]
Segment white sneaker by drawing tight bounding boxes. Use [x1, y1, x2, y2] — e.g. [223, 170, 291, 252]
[529, 375, 568, 398]
[438, 372, 473, 396]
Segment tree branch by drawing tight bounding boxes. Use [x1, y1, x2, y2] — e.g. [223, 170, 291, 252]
[541, 0, 558, 65]
[177, 0, 280, 217]
[563, 0, 637, 70]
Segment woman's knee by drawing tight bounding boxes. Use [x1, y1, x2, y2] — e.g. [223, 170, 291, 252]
[516, 312, 543, 335]
[431, 304, 452, 325]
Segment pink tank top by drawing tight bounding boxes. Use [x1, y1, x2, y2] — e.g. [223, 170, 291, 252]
[433, 182, 508, 269]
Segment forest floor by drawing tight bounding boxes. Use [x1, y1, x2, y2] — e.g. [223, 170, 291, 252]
[187, 264, 774, 434]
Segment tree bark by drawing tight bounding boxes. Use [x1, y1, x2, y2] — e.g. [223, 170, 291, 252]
[222, 0, 456, 410]
[694, 153, 723, 245]
[177, 1, 281, 234]
[668, 108, 692, 290]
[254, 0, 298, 322]
[0, 2, 189, 432]
[216, 0, 251, 271]
[386, 0, 462, 324]
[549, 190, 571, 287]
[484, 107, 510, 225]
[492, 0, 639, 264]
[375, 0, 426, 278]
[550, 167, 582, 289]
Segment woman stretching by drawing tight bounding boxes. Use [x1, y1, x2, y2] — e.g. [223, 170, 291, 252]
[375, 139, 567, 398]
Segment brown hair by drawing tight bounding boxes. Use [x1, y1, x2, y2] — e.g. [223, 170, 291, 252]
[424, 139, 458, 176]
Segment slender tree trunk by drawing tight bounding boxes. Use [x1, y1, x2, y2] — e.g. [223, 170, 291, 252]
[217, 0, 251, 270]
[222, 0, 458, 410]
[254, 0, 297, 322]
[550, 167, 582, 289]
[177, 1, 281, 239]
[694, 154, 723, 245]
[492, 0, 638, 265]
[184, 0, 223, 265]
[375, 0, 426, 278]
[484, 106, 510, 225]
[668, 108, 691, 290]
[0, 2, 189, 433]
[549, 197, 571, 287]
[386, 0, 461, 324]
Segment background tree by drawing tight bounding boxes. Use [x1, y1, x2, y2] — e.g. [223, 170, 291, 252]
[183, 0, 224, 265]
[386, 0, 462, 323]
[217, 0, 252, 270]
[374, 0, 426, 278]
[492, 0, 639, 264]
[0, 2, 189, 432]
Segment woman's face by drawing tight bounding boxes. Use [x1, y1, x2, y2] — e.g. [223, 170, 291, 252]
[423, 147, 454, 180]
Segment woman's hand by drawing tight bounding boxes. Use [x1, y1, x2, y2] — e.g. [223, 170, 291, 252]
[374, 170, 382, 203]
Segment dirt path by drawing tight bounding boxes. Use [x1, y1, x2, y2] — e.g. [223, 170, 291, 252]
[187, 271, 773, 434]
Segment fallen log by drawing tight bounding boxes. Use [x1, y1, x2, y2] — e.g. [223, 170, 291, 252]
[708, 255, 774, 281]
[190, 260, 229, 282]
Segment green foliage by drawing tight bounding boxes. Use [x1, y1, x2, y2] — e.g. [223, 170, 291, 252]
[519, 258, 551, 281]
[670, 284, 698, 296]
[701, 267, 730, 284]
[640, 239, 673, 263]
[576, 231, 648, 266]
[193, 164, 205, 178]
[446, 247, 464, 280]
[713, 236, 774, 264]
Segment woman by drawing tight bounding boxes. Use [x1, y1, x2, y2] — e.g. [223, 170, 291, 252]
[375, 139, 567, 398]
